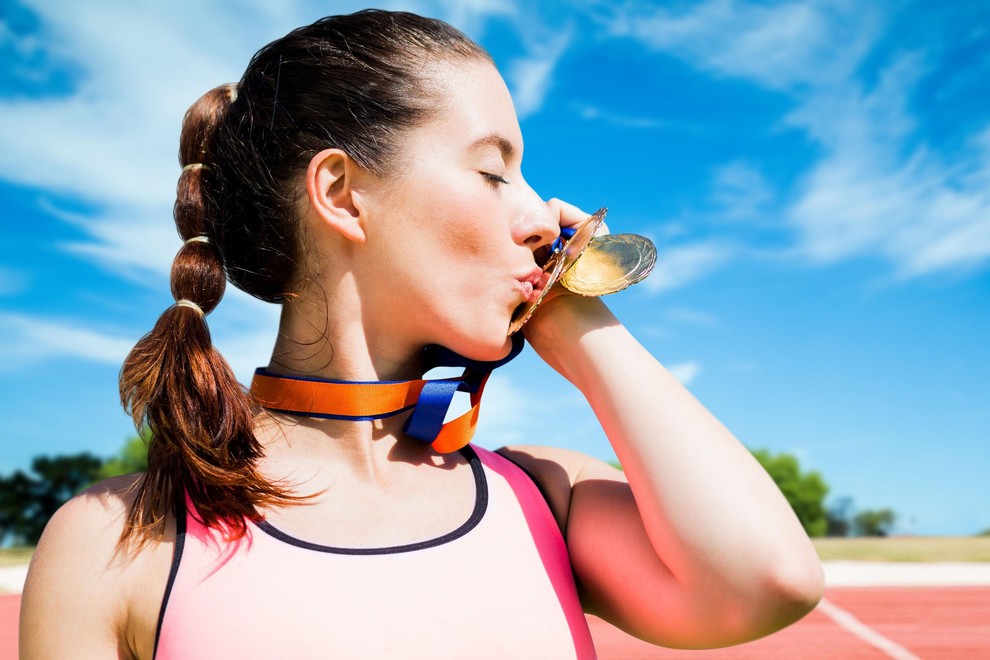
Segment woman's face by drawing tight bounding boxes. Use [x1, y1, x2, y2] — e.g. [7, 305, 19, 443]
[357, 58, 559, 362]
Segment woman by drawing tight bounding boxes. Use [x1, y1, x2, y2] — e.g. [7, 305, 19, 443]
[20, 10, 823, 658]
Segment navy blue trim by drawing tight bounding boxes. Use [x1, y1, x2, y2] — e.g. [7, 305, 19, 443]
[254, 446, 487, 555]
[254, 367, 414, 385]
[153, 500, 187, 659]
[262, 404, 416, 422]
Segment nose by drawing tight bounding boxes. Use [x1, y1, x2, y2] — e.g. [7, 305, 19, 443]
[512, 180, 559, 251]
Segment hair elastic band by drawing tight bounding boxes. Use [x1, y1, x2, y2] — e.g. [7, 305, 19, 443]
[227, 83, 238, 102]
[184, 236, 210, 245]
[182, 163, 210, 173]
[175, 299, 205, 316]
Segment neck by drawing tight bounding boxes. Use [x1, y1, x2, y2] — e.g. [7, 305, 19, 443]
[256, 286, 523, 461]
[255, 411, 433, 480]
[268, 290, 426, 382]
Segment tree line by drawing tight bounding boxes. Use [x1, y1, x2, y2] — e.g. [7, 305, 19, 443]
[3, 435, 896, 546]
[749, 449, 897, 538]
[1, 434, 148, 546]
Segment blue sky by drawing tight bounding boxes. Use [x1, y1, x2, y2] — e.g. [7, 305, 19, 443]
[1, 0, 987, 535]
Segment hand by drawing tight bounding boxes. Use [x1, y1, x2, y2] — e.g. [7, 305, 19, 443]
[523, 199, 616, 373]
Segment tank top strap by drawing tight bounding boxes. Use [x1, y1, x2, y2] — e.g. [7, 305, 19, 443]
[473, 446, 597, 659]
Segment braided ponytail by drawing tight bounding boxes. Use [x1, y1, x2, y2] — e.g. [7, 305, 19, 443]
[119, 85, 297, 545]
[118, 10, 493, 545]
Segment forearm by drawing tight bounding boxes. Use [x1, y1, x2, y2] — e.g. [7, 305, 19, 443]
[526, 295, 822, 607]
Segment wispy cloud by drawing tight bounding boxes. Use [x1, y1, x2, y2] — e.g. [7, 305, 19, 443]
[207, 290, 283, 383]
[785, 54, 990, 280]
[0, 0, 566, 279]
[667, 361, 701, 386]
[574, 103, 666, 129]
[0, 312, 135, 369]
[433, 0, 517, 39]
[471, 373, 588, 448]
[607, 0, 877, 91]
[506, 29, 571, 118]
[710, 160, 774, 222]
[42, 201, 180, 281]
[0, 292, 279, 380]
[641, 241, 736, 293]
[608, 0, 990, 282]
[0, 1, 287, 278]
[664, 307, 718, 328]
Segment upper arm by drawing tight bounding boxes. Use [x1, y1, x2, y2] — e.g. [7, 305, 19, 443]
[19, 475, 153, 659]
[496, 445, 736, 648]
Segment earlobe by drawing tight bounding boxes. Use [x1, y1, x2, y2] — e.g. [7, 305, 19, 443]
[305, 149, 366, 244]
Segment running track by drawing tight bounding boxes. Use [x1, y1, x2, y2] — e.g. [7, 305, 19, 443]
[3, 586, 988, 658]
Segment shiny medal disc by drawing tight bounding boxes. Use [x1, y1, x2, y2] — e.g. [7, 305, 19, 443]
[559, 233, 657, 296]
[507, 208, 607, 335]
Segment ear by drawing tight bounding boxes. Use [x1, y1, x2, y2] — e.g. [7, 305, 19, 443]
[305, 149, 366, 244]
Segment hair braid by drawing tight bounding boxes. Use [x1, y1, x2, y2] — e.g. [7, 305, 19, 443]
[118, 10, 491, 546]
[119, 84, 299, 546]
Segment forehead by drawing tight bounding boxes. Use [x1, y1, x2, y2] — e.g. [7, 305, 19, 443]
[413, 58, 524, 159]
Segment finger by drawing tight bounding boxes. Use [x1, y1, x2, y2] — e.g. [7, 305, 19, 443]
[546, 198, 593, 229]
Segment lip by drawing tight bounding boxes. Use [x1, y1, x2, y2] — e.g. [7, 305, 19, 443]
[514, 266, 544, 302]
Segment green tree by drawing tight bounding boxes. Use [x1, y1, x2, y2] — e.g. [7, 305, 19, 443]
[853, 508, 896, 537]
[98, 431, 150, 480]
[0, 453, 103, 545]
[826, 496, 854, 537]
[751, 449, 829, 537]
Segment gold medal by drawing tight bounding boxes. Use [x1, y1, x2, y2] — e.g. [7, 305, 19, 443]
[559, 233, 657, 296]
[507, 208, 657, 335]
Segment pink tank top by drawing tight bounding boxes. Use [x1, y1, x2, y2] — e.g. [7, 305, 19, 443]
[154, 446, 597, 658]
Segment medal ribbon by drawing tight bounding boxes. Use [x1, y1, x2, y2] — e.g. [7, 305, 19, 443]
[249, 334, 525, 453]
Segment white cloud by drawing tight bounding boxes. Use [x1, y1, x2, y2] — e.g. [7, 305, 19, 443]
[468, 371, 591, 449]
[610, 0, 990, 281]
[0, 1, 295, 278]
[473, 375, 531, 446]
[0, 312, 135, 369]
[0, 0, 556, 280]
[667, 361, 701, 386]
[641, 241, 735, 293]
[608, 0, 877, 91]
[0, 286, 279, 379]
[433, 0, 517, 39]
[710, 160, 774, 222]
[664, 307, 718, 328]
[784, 55, 990, 280]
[574, 103, 666, 129]
[506, 30, 571, 118]
[208, 290, 283, 384]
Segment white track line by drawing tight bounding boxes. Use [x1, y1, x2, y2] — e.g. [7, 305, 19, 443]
[0, 565, 29, 595]
[817, 598, 920, 660]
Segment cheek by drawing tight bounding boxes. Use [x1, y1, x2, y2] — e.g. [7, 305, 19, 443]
[455, 223, 488, 258]
[432, 200, 494, 262]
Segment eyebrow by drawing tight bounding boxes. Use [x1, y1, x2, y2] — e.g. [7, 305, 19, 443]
[467, 133, 517, 160]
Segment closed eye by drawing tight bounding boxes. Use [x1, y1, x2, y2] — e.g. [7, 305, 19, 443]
[480, 172, 509, 188]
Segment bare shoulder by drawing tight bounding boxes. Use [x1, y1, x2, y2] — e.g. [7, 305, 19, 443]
[495, 444, 625, 485]
[21, 474, 175, 659]
[31, 473, 145, 564]
[493, 445, 626, 530]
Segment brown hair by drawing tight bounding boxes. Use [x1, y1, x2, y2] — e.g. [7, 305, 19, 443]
[119, 10, 491, 544]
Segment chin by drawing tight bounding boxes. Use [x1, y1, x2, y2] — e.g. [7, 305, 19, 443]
[465, 335, 514, 363]
[443, 324, 514, 363]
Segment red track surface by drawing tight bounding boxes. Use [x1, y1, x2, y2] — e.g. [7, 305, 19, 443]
[4, 587, 989, 658]
[0, 596, 17, 660]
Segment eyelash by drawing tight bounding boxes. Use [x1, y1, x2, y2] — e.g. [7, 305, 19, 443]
[480, 172, 509, 188]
